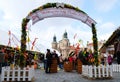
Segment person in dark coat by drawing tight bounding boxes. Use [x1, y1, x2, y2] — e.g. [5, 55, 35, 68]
[45, 49, 52, 73]
[0, 51, 5, 74]
[116, 43, 120, 64]
[52, 50, 59, 64]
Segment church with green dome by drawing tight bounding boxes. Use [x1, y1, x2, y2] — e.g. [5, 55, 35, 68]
[51, 31, 71, 59]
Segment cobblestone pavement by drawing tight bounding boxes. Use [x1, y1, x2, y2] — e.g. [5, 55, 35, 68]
[0, 69, 120, 82]
[34, 69, 120, 82]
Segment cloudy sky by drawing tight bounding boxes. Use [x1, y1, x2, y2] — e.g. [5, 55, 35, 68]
[0, 0, 120, 52]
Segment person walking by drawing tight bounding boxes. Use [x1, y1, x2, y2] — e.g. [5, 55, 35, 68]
[45, 49, 52, 73]
[59, 54, 63, 69]
[107, 53, 113, 65]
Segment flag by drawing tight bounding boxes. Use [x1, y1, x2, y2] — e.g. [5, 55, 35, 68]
[8, 30, 11, 46]
[12, 37, 19, 48]
[8, 38, 11, 46]
[32, 38, 38, 46]
[31, 38, 38, 50]
[27, 36, 30, 42]
[31, 46, 34, 50]
[73, 33, 77, 39]
[34, 53, 38, 60]
[12, 34, 20, 43]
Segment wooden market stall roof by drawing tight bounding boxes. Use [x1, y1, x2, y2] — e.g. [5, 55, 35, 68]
[0, 44, 41, 54]
[99, 26, 120, 52]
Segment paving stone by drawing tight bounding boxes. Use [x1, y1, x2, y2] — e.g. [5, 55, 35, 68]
[0, 69, 120, 82]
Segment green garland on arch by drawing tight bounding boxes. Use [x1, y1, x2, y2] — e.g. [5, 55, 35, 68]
[28, 3, 87, 16]
[92, 23, 98, 66]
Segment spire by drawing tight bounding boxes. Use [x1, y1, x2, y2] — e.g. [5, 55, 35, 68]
[53, 34, 57, 42]
[63, 30, 68, 39]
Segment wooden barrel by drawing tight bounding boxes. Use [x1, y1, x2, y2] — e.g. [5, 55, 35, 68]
[77, 59, 82, 74]
[50, 58, 57, 73]
[63, 61, 73, 72]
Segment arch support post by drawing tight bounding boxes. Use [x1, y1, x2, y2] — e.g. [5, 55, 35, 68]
[92, 23, 98, 66]
[20, 18, 29, 68]
[21, 18, 30, 53]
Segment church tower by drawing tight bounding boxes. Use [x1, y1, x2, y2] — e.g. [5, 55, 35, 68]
[60, 30, 70, 59]
[62, 30, 70, 47]
[63, 30, 68, 39]
[51, 31, 70, 59]
[52, 35, 57, 49]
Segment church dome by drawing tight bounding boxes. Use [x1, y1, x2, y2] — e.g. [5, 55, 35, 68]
[53, 35, 57, 42]
[63, 30, 68, 39]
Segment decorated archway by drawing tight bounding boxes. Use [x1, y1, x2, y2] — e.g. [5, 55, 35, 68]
[21, 3, 98, 66]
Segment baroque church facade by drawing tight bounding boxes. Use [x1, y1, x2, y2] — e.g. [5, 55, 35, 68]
[51, 31, 70, 59]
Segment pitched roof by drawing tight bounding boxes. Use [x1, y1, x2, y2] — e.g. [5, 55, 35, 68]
[99, 26, 120, 52]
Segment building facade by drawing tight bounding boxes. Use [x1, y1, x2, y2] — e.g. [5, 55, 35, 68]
[87, 40, 106, 53]
[51, 31, 70, 59]
[99, 27, 120, 54]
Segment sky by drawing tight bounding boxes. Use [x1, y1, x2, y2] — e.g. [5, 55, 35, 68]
[0, 0, 120, 52]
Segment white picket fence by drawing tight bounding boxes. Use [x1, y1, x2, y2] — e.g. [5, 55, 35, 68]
[112, 64, 120, 72]
[1, 66, 35, 81]
[82, 65, 113, 78]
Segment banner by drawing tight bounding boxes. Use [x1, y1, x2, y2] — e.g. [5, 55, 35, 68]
[27, 8, 96, 27]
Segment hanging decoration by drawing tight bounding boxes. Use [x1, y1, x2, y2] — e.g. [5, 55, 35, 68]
[8, 30, 11, 46]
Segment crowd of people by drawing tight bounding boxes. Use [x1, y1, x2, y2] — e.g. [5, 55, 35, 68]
[78, 48, 115, 66]
[0, 47, 44, 74]
[100, 52, 113, 65]
[0, 46, 119, 74]
[44, 48, 96, 73]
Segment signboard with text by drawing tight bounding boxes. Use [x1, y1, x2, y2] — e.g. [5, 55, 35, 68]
[27, 8, 96, 27]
